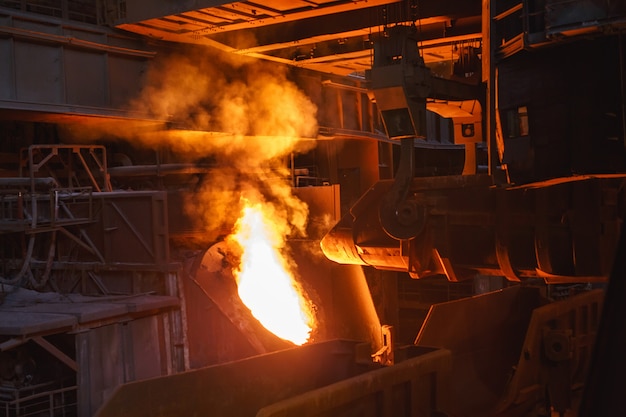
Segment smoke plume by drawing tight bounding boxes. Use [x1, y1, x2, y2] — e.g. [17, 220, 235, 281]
[76, 46, 319, 242]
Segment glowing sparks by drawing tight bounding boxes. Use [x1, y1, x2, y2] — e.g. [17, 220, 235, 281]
[229, 199, 315, 346]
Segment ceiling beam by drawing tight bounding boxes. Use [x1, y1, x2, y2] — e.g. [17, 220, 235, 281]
[203, 2, 480, 49]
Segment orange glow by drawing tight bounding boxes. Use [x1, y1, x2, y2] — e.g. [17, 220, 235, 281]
[228, 198, 315, 345]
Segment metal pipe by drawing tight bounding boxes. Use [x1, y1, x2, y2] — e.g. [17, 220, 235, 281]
[321, 80, 368, 94]
[0, 25, 156, 58]
[108, 163, 215, 177]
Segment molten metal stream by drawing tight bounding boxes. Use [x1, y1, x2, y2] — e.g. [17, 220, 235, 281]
[228, 200, 315, 345]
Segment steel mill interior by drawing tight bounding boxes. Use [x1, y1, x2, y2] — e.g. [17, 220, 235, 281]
[0, 0, 625, 416]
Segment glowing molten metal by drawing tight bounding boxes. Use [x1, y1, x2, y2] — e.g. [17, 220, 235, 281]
[229, 200, 314, 346]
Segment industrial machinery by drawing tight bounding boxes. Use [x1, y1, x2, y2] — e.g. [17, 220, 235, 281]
[0, 1, 625, 416]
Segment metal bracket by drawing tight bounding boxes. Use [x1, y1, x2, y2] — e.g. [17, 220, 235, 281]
[379, 138, 426, 240]
[372, 324, 394, 366]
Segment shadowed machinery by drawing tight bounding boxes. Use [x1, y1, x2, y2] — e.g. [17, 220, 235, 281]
[0, 1, 625, 416]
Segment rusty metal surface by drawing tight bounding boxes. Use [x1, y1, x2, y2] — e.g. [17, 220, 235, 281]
[322, 174, 625, 283]
[94, 340, 381, 417]
[415, 286, 545, 414]
[256, 346, 451, 417]
[414, 285, 605, 416]
[492, 289, 604, 416]
[111, 0, 482, 76]
[95, 339, 450, 417]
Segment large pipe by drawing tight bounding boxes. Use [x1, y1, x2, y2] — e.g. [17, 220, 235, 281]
[321, 174, 626, 284]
